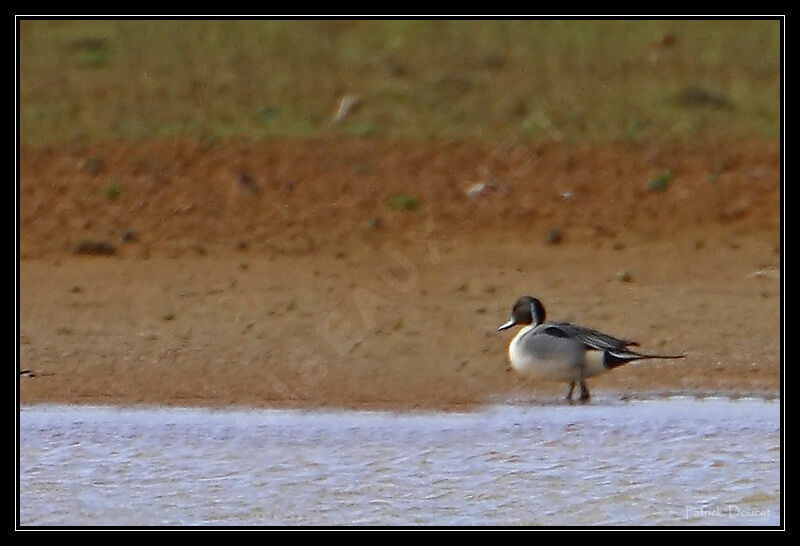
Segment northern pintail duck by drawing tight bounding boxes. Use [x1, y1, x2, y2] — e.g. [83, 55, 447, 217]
[498, 296, 684, 401]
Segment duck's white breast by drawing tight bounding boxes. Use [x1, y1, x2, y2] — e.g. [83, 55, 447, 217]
[508, 325, 581, 381]
[508, 325, 536, 375]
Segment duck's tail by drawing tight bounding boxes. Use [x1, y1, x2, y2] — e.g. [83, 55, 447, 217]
[604, 349, 685, 369]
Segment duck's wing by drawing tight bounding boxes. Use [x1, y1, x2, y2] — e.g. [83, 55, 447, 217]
[547, 321, 639, 351]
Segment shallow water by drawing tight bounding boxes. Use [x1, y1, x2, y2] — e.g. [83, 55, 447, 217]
[20, 398, 780, 526]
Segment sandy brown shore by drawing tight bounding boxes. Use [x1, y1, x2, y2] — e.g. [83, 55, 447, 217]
[19, 139, 781, 409]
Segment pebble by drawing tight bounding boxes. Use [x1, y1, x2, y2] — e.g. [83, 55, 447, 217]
[545, 228, 563, 245]
[618, 270, 634, 283]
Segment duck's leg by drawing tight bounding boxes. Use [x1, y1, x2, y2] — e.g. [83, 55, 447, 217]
[579, 381, 591, 402]
[565, 382, 576, 401]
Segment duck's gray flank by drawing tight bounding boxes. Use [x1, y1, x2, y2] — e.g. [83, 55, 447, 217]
[498, 296, 684, 401]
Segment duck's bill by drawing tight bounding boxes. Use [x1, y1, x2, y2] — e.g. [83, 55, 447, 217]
[497, 318, 516, 331]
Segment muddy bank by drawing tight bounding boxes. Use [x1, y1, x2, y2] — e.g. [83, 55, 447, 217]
[19, 138, 780, 408]
[20, 138, 779, 260]
[19, 235, 779, 409]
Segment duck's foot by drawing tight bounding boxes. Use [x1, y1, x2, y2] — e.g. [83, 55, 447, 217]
[565, 382, 576, 401]
[578, 381, 591, 402]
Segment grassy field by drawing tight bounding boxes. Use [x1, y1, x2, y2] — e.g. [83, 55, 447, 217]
[19, 19, 780, 144]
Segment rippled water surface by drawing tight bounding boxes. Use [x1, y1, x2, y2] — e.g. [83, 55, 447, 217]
[20, 399, 780, 526]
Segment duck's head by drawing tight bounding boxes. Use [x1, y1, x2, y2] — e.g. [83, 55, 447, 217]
[497, 296, 546, 331]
